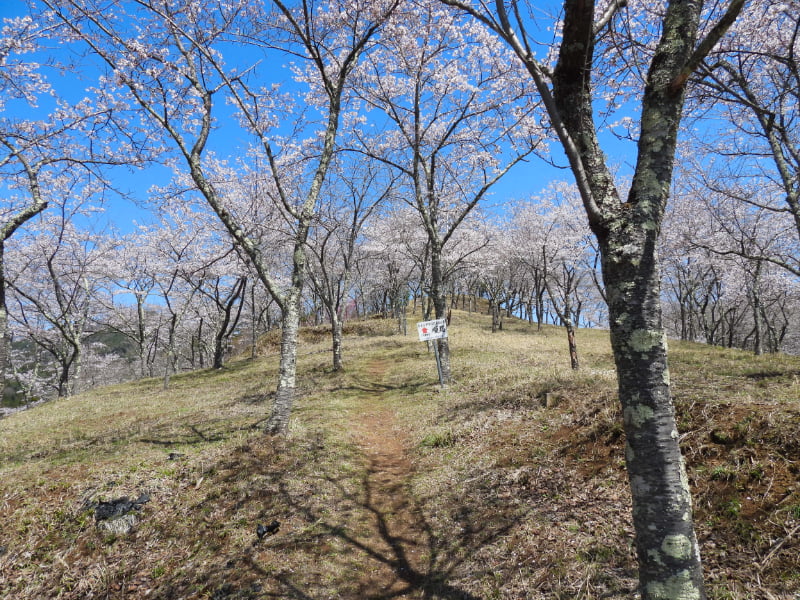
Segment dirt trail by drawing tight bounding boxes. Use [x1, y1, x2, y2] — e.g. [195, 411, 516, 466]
[349, 358, 429, 598]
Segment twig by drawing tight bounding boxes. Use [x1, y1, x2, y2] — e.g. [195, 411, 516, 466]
[758, 523, 800, 571]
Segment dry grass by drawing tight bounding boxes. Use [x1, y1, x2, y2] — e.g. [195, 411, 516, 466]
[1, 309, 799, 599]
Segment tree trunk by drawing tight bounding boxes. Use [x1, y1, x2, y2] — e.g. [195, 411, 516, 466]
[601, 233, 704, 598]
[565, 320, 579, 370]
[212, 279, 246, 370]
[396, 300, 407, 336]
[198, 317, 207, 369]
[679, 289, 689, 341]
[551, 0, 713, 595]
[265, 288, 301, 434]
[0, 302, 8, 396]
[490, 298, 500, 332]
[0, 243, 8, 394]
[429, 245, 451, 383]
[136, 294, 147, 378]
[750, 261, 763, 355]
[213, 331, 226, 369]
[331, 311, 344, 372]
[534, 277, 545, 331]
[57, 345, 78, 397]
[71, 327, 84, 396]
[544, 275, 580, 371]
[251, 287, 258, 360]
[58, 364, 70, 398]
[163, 314, 177, 391]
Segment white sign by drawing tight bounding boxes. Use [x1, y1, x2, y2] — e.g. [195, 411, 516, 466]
[417, 319, 448, 341]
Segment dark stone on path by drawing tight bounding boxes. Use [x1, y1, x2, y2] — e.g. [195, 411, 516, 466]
[255, 520, 280, 543]
[93, 492, 150, 521]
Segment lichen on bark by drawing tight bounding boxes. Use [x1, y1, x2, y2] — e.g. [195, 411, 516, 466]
[646, 571, 702, 600]
[628, 329, 665, 353]
[624, 403, 655, 428]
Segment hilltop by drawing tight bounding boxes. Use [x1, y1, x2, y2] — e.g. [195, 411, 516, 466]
[1, 310, 798, 599]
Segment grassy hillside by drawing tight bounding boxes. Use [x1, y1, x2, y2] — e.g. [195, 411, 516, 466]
[1, 310, 798, 599]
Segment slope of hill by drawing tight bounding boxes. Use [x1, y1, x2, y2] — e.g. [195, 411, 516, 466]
[1, 310, 798, 599]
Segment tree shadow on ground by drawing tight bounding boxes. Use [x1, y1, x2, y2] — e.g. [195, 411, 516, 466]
[267, 461, 503, 599]
[160, 425, 513, 600]
[334, 377, 429, 395]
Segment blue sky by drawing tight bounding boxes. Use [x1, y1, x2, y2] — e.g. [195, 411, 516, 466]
[1, 0, 637, 234]
[1, 0, 159, 232]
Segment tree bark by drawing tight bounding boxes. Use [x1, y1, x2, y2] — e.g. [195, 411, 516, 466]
[266, 287, 301, 434]
[0, 243, 8, 395]
[197, 317, 206, 369]
[491, 299, 501, 333]
[601, 234, 704, 598]
[136, 293, 148, 377]
[552, 0, 711, 596]
[750, 261, 763, 355]
[565, 321, 579, 370]
[429, 243, 451, 383]
[331, 311, 344, 372]
[163, 313, 177, 391]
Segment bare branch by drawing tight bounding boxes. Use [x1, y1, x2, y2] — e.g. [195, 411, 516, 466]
[593, 0, 627, 36]
[670, 0, 747, 94]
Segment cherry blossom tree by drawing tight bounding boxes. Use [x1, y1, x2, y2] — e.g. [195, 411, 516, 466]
[0, 13, 140, 399]
[306, 157, 396, 370]
[6, 205, 111, 397]
[140, 206, 242, 389]
[678, 150, 800, 278]
[354, 0, 540, 383]
[357, 206, 425, 329]
[191, 252, 248, 370]
[664, 181, 799, 354]
[98, 213, 260, 379]
[539, 194, 591, 370]
[37, 0, 398, 433]
[466, 222, 513, 332]
[441, 0, 747, 596]
[510, 182, 601, 368]
[690, 1, 800, 276]
[508, 205, 549, 330]
[95, 228, 161, 379]
[660, 191, 721, 344]
[662, 2, 800, 353]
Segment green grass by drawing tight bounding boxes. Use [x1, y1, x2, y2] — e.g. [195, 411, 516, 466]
[1, 309, 798, 599]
